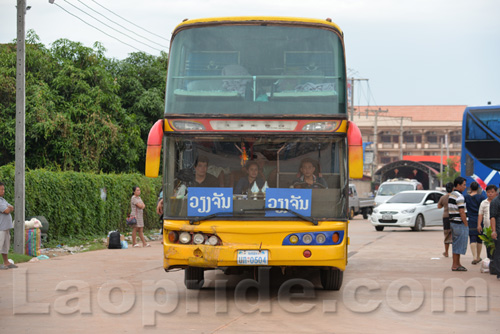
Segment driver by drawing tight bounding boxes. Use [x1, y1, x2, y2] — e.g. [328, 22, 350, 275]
[192, 156, 220, 187]
[291, 158, 328, 189]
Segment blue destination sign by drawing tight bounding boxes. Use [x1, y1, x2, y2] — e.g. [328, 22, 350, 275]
[187, 187, 233, 216]
[265, 188, 312, 217]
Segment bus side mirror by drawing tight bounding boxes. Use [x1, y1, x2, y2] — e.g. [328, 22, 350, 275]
[145, 119, 164, 178]
[348, 121, 363, 179]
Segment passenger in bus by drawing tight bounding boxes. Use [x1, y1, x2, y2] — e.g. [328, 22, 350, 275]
[255, 152, 277, 188]
[291, 158, 328, 189]
[221, 64, 251, 98]
[192, 156, 220, 187]
[234, 161, 265, 194]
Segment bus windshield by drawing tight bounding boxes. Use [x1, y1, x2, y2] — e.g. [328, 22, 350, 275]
[165, 25, 346, 116]
[163, 134, 347, 219]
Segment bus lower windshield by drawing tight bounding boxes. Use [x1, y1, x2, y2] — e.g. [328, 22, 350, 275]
[165, 25, 346, 116]
[163, 135, 347, 219]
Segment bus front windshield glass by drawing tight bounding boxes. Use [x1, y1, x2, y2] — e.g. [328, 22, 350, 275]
[163, 135, 347, 219]
[165, 25, 346, 116]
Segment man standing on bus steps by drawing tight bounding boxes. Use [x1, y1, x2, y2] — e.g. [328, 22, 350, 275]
[448, 177, 468, 272]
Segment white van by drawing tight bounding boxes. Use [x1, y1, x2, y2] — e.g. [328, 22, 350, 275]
[374, 179, 423, 206]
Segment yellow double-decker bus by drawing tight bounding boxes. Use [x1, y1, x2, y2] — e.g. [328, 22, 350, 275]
[145, 17, 363, 290]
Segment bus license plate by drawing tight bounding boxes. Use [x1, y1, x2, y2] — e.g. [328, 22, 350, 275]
[237, 250, 269, 265]
[382, 214, 393, 220]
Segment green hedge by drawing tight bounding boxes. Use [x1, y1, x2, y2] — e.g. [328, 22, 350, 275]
[0, 164, 162, 240]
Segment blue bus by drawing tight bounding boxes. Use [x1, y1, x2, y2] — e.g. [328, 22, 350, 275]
[461, 105, 500, 189]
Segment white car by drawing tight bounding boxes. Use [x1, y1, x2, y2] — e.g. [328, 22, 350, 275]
[374, 179, 423, 207]
[370, 190, 444, 231]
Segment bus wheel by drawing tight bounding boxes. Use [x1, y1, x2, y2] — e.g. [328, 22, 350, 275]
[320, 268, 343, 290]
[185, 266, 205, 289]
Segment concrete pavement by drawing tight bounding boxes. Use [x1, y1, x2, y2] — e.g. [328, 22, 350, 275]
[0, 218, 498, 333]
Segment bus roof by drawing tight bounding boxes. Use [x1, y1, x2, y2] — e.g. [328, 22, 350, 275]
[174, 16, 343, 35]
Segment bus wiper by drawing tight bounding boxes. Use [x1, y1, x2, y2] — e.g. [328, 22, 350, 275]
[189, 212, 238, 225]
[240, 208, 318, 225]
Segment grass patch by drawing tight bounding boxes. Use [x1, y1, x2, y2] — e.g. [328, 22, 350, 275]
[83, 242, 106, 252]
[4, 251, 32, 264]
[44, 234, 106, 248]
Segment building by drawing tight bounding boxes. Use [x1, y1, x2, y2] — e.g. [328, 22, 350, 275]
[352, 105, 465, 175]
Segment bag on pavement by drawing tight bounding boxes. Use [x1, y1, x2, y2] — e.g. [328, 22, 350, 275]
[480, 258, 490, 273]
[108, 231, 121, 249]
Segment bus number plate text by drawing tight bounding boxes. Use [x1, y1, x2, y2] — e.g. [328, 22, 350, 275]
[237, 250, 269, 265]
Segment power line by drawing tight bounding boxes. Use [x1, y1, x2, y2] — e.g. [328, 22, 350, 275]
[90, 0, 170, 43]
[62, 0, 163, 52]
[52, 3, 142, 52]
[366, 81, 378, 107]
[75, 0, 168, 49]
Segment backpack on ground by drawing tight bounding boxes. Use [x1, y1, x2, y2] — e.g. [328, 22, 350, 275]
[108, 230, 121, 249]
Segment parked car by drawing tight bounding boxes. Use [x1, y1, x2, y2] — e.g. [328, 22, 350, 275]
[370, 190, 444, 231]
[374, 179, 423, 207]
[349, 184, 375, 219]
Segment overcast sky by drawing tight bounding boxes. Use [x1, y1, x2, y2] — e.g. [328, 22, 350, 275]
[1, 0, 499, 107]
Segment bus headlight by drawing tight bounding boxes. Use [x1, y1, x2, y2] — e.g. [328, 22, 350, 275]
[179, 232, 192, 244]
[171, 120, 205, 131]
[302, 121, 338, 132]
[193, 233, 205, 245]
[207, 235, 219, 246]
[315, 233, 326, 244]
[302, 234, 313, 244]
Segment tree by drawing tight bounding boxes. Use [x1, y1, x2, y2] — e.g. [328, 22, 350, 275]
[437, 157, 460, 184]
[109, 51, 168, 172]
[0, 31, 160, 173]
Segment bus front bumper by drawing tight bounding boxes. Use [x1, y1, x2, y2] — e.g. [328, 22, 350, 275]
[163, 243, 347, 271]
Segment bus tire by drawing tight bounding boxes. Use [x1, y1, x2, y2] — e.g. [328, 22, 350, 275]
[320, 268, 343, 290]
[185, 266, 205, 289]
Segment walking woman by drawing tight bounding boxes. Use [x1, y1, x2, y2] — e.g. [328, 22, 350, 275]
[130, 186, 150, 248]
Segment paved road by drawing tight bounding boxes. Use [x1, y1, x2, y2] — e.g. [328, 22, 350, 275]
[1, 217, 498, 333]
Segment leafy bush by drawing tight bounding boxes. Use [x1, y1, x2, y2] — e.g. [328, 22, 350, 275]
[0, 164, 162, 240]
[479, 226, 496, 256]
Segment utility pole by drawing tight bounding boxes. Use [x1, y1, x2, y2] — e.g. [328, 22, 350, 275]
[400, 117, 403, 160]
[14, 0, 27, 254]
[440, 138, 443, 189]
[398, 116, 412, 160]
[366, 108, 388, 181]
[349, 77, 369, 121]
